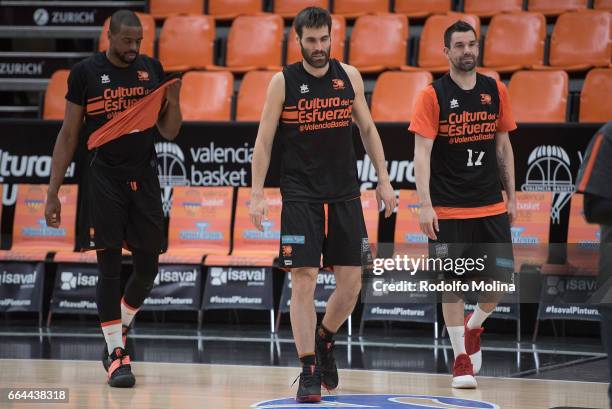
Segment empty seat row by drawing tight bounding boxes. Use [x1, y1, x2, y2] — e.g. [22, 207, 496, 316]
[147, 0, 612, 20]
[43, 68, 612, 123]
[104, 11, 610, 75]
[368, 69, 612, 123]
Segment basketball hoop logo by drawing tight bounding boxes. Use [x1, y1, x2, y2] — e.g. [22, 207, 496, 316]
[155, 142, 189, 216]
[521, 145, 575, 224]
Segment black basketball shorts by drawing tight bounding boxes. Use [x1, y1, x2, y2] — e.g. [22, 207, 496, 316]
[278, 197, 370, 269]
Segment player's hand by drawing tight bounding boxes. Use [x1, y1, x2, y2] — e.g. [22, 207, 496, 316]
[376, 181, 397, 218]
[419, 204, 439, 241]
[45, 192, 61, 228]
[164, 80, 182, 106]
[507, 197, 517, 225]
[249, 192, 268, 232]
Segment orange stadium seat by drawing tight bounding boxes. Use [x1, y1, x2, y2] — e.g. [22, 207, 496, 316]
[401, 13, 480, 73]
[236, 70, 277, 121]
[508, 70, 568, 123]
[476, 67, 500, 80]
[0, 185, 77, 261]
[594, 0, 612, 11]
[180, 71, 233, 121]
[99, 12, 155, 57]
[483, 12, 546, 73]
[274, 0, 329, 17]
[159, 15, 215, 71]
[579, 68, 612, 123]
[43, 70, 69, 120]
[464, 0, 523, 17]
[223, 14, 284, 73]
[149, 0, 204, 19]
[528, 0, 587, 16]
[207, 0, 261, 20]
[286, 14, 346, 65]
[349, 14, 408, 73]
[371, 71, 433, 122]
[541, 11, 611, 72]
[158, 187, 233, 264]
[394, 0, 451, 18]
[204, 187, 282, 266]
[333, 0, 389, 18]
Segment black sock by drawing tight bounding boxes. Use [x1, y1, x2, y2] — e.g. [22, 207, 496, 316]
[318, 324, 335, 342]
[300, 353, 316, 367]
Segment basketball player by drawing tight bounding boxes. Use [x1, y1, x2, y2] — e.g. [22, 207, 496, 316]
[44, 10, 182, 387]
[250, 7, 396, 402]
[410, 21, 517, 389]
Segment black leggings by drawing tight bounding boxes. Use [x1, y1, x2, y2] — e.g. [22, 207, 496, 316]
[95, 249, 159, 323]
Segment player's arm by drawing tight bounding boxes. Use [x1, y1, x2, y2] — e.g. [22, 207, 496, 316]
[495, 131, 516, 224]
[414, 135, 438, 240]
[156, 80, 182, 140]
[495, 80, 518, 225]
[409, 85, 439, 240]
[343, 63, 396, 218]
[45, 101, 84, 227]
[250, 72, 285, 231]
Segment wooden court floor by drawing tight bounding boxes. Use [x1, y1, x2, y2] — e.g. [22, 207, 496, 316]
[0, 359, 608, 408]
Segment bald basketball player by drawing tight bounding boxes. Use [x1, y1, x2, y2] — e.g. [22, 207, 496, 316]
[250, 7, 396, 402]
[45, 10, 181, 387]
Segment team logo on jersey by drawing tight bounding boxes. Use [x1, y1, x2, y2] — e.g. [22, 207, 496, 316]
[450, 98, 459, 109]
[480, 93, 492, 105]
[100, 74, 110, 84]
[137, 71, 149, 81]
[300, 84, 309, 94]
[282, 245, 293, 258]
[332, 78, 345, 90]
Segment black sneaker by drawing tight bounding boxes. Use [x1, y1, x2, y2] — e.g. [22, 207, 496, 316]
[295, 364, 321, 403]
[107, 347, 135, 388]
[316, 332, 338, 390]
[102, 325, 131, 372]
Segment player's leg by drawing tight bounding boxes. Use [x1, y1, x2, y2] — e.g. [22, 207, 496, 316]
[279, 201, 325, 402]
[320, 198, 367, 389]
[122, 163, 165, 360]
[89, 167, 135, 387]
[466, 213, 514, 373]
[431, 218, 477, 388]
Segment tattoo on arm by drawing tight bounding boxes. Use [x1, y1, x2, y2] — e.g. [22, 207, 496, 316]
[497, 148, 515, 194]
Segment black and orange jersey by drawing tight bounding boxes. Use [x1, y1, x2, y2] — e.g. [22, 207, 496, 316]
[66, 52, 164, 178]
[409, 73, 517, 219]
[278, 59, 360, 203]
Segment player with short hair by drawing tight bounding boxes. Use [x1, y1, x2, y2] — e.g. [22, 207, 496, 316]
[250, 6, 396, 402]
[410, 20, 517, 389]
[45, 9, 182, 388]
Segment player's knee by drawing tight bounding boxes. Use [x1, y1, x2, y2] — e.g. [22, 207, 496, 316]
[96, 248, 122, 279]
[291, 269, 318, 296]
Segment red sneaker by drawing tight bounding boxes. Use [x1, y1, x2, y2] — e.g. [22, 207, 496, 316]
[452, 353, 477, 389]
[464, 313, 484, 374]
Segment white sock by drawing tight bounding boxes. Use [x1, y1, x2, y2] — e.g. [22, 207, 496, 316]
[101, 320, 123, 355]
[447, 325, 466, 358]
[121, 297, 139, 328]
[467, 305, 492, 329]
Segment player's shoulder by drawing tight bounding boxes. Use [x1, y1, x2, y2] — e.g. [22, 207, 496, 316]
[338, 61, 360, 79]
[71, 52, 99, 73]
